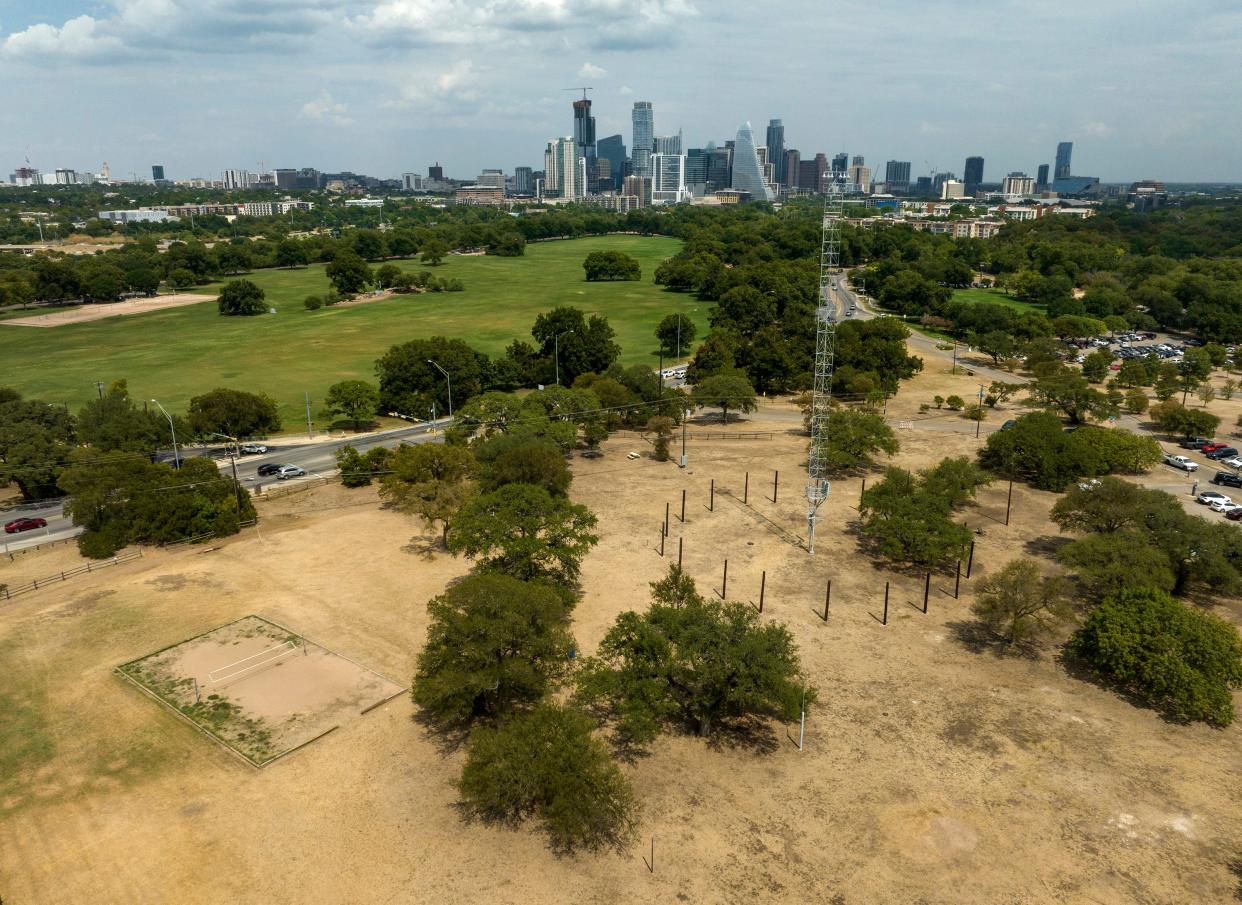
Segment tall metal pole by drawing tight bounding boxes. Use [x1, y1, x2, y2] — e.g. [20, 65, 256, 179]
[427, 359, 452, 418]
[805, 174, 844, 555]
[975, 384, 985, 439]
[151, 399, 180, 468]
[680, 408, 688, 468]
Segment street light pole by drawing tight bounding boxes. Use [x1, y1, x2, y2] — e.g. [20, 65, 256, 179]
[555, 330, 575, 386]
[210, 433, 245, 514]
[426, 359, 452, 418]
[150, 398, 180, 468]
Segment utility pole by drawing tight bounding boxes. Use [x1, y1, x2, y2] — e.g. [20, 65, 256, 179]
[680, 405, 688, 467]
[976, 384, 985, 439]
[304, 391, 314, 438]
[212, 433, 245, 515]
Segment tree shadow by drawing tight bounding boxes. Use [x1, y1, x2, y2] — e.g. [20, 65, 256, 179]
[402, 533, 441, 561]
[945, 619, 1043, 660]
[1228, 856, 1242, 901]
[1055, 647, 1197, 728]
[1023, 535, 1072, 559]
[702, 714, 780, 755]
[323, 417, 380, 433]
[411, 704, 472, 756]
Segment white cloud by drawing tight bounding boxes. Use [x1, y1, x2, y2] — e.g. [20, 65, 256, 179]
[1082, 121, 1115, 139]
[389, 59, 482, 113]
[1, 15, 122, 58]
[301, 90, 353, 125]
[578, 61, 606, 79]
[618, 84, 633, 95]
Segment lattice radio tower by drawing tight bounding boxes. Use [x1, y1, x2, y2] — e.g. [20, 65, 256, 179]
[805, 175, 845, 555]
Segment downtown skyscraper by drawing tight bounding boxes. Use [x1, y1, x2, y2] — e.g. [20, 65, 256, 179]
[765, 119, 785, 186]
[730, 122, 773, 202]
[631, 101, 654, 178]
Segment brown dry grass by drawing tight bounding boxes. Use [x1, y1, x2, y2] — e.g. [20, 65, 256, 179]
[1, 360, 1240, 904]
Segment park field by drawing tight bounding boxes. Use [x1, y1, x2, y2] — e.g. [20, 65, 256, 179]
[951, 286, 1043, 313]
[0, 235, 692, 426]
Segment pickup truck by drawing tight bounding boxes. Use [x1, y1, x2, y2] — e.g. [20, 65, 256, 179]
[1164, 454, 1198, 472]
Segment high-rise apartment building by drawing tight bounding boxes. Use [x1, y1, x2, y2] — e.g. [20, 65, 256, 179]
[1036, 164, 1050, 192]
[274, 169, 298, 189]
[707, 146, 733, 193]
[884, 160, 912, 193]
[729, 122, 773, 202]
[222, 169, 256, 189]
[940, 179, 966, 200]
[654, 132, 682, 155]
[543, 137, 580, 200]
[572, 98, 596, 179]
[847, 161, 871, 194]
[651, 153, 688, 204]
[1002, 172, 1035, 195]
[685, 148, 709, 195]
[151, 165, 165, 182]
[782, 149, 801, 190]
[401, 172, 427, 191]
[631, 101, 654, 178]
[963, 156, 984, 194]
[765, 119, 785, 186]
[513, 167, 534, 195]
[596, 134, 626, 191]
[478, 169, 505, 189]
[428, 162, 444, 180]
[1055, 142, 1073, 179]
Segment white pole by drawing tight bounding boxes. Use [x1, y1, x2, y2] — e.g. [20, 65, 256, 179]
[797, 688, 806, 750]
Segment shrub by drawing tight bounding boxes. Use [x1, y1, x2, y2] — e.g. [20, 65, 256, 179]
[1068, 587, 1242, 726]
[945, 395, 965, 411]
[303, 295, 323, 311]
[971, 559, 1071, 645]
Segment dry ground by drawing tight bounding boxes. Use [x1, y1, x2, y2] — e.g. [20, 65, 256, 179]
[1, 294, 213, 327]
[1, 357, 1240, 905]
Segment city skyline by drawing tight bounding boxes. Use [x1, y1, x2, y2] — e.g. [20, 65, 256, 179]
[1, 1, 1240, 182]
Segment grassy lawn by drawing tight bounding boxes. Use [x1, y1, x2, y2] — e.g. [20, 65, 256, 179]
[951, 287, 1044, 313]
[0, 236, 693, 427]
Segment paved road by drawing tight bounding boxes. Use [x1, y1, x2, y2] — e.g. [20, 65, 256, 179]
[2, 421, 448, 554]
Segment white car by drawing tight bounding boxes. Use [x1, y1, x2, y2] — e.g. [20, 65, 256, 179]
[1164, 454, 1198, 472]
[1211, 500, 1240, 514]
[240, 443, 268, 454]
[1197, 490, 1230, 506]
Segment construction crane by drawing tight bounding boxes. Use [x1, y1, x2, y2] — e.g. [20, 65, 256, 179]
[562, 87, 593, 99]
[804, 173, 846, 555]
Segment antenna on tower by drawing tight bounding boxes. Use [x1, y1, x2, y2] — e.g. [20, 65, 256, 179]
[805, 172, 846, 555]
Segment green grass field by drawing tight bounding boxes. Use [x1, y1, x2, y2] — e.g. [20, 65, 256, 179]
[951, 287, 1044, 313]
[0, 236, 693, 426]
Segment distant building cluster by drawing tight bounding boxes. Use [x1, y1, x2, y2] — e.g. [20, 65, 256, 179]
[97, 200, 313, 223]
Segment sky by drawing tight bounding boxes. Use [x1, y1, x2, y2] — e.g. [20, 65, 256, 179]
[1, 0, 1239, 183]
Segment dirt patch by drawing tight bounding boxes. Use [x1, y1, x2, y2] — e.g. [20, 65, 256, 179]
[117, 615, 403, 765]
[2, 293, 213, 327]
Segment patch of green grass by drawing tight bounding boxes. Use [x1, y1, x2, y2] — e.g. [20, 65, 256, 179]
[0, 686, 55, 798]
[0, 236, 693, 427]
[952, 287, 1044, 314]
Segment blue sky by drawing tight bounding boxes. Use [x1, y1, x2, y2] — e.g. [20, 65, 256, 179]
[1, 0, 1239, 182]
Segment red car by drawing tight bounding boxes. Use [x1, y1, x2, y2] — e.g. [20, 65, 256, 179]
[1227, 508, 1242, 522]
[1201, 442, 1228, 454]
[4, 517, 48, 534]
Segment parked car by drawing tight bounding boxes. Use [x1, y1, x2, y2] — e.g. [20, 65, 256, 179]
[1207, 446, 1239, 460]
[239, 444, 268, 455]
[1200, 442, 1228, 454]
[277, 465, 306, 480]
[1197, 491, 1230, 506]
[1212, 471, 1242, 487]
[1223, 456, 1242, 469]
[1180, 437, 1214, 449]
[257, 463, 283, 476]
[1211, 500, 1240, 513]
[4, 517, 47, 534]
[1227, 507, 1242, 521]
[1164, 454, 1198, 472]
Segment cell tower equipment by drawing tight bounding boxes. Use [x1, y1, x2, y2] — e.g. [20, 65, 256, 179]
[805, 175, 846, 555]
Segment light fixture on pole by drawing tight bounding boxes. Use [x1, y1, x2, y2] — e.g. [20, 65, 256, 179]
[426, 359, 452, 418]
[150, 398, 180, 468]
